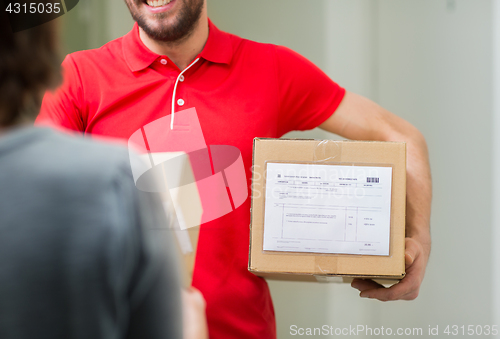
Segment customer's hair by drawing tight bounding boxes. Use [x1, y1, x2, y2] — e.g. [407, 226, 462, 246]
[0, 2, 61, 127]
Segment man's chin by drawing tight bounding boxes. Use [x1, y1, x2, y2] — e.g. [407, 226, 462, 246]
[135, 17, 183, 42]
[129, 0, 204, 43]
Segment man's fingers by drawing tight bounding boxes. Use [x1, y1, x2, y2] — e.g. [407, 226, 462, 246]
[405, 252, 414, 266]
[405, 238, 419, 267]
[183, 287, 206, 309]
[182, 287, 209, 339]
[351, 279, 384, 292]
[350, 237, 427, 301]
[358, 252, 425, 300]
[357, 278, 414, 301]
[358, 277, 419, 301]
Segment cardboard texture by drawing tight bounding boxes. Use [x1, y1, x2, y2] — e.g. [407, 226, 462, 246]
[249, 138, 407, 282]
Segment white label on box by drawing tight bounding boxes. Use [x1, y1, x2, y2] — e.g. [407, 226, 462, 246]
[262, 163, 393, 256]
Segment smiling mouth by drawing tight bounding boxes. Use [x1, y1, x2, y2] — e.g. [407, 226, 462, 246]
[145, 0, 173, 7]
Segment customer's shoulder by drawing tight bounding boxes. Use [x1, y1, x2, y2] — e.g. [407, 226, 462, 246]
[36, 128, 134, 186]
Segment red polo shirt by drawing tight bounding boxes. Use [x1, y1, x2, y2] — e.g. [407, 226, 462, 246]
[36, 20, 345, 339]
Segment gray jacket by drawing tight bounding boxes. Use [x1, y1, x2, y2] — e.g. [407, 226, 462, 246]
[0, 127, 182, 339]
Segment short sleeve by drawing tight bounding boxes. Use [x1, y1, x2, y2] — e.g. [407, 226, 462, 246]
[35, 54, 85, 132]
[275, 45, 346, 136]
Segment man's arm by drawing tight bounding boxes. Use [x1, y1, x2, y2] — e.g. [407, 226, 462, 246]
[319, 91, 432, 301]
[35, 55, 85, 132]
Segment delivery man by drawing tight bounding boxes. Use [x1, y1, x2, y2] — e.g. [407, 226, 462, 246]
[36, 0, 432, 338]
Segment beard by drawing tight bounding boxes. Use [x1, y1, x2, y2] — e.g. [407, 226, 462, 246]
[125, 0, 204, 43]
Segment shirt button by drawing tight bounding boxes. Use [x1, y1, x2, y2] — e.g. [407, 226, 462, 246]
[179, 75, 185, 82]
[160, 59, 167, 65]
[177, 98, 185, 106]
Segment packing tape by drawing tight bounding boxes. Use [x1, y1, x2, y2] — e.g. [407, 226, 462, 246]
[315, 255, 338, 276]
[313, 140, 342, 276]
[313, 139, 343, 162]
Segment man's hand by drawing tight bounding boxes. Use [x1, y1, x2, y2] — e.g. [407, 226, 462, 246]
[182, 287, 208, 339]
[350, 237, 430, 300]
[319, 91, 432, 301]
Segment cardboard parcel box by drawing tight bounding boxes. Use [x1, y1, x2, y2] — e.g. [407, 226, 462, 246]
[249, 138, 406, 282]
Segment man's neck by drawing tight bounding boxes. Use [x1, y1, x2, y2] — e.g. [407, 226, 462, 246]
[139, 14, 209, 71]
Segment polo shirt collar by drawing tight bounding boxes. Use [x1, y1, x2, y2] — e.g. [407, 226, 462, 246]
[123, 23, 159, 72]
[199, 19, 232, 65]
[123, 19, 232, 73]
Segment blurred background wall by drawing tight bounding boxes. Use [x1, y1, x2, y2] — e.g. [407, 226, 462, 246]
[61, 0, 499, 337]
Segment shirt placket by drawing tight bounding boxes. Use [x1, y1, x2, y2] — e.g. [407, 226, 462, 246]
[169, 57, 200, 130]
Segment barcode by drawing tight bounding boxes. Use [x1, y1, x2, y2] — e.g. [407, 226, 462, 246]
[367, 177, 379, 183]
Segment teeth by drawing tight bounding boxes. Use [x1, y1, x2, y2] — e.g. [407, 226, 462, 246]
[146, 0, 171, 7]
